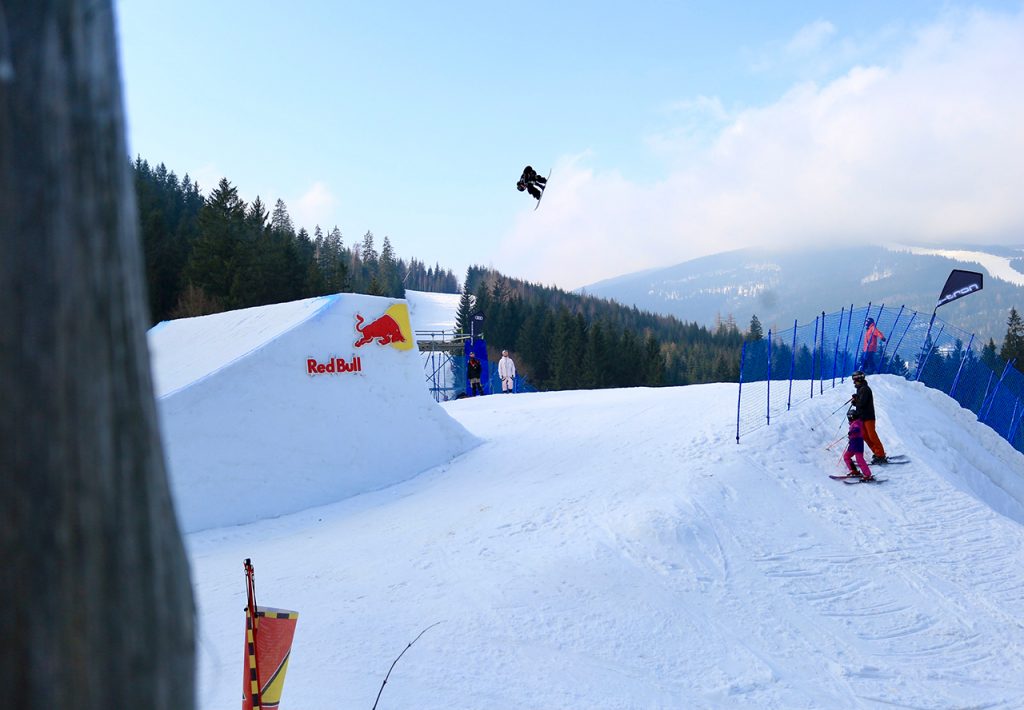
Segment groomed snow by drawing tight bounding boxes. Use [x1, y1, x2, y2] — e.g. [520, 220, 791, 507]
[406, 289, 461, 332]
[186, 375, 1024, 709]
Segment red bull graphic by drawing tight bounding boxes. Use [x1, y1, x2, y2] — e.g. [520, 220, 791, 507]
[306, 356, 362, 375]
[353, 303, 414, 351]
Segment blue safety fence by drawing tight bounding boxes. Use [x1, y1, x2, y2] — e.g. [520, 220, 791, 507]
[736, 303, 1024, 455]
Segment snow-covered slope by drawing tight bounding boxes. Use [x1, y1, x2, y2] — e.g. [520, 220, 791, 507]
[186, 377, 1024, 709]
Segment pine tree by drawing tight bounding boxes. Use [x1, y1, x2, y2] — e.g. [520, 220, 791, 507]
[455, 285, 474, 335]
[999, 307, 1024, 365]
[185, 178, 246, 305]
[360, 230, 378, 267]
[981, 338, 1000, 370]
[379, 236, 399, 296]
[271, 199, 294, 236]
[747, 315, 764, 341]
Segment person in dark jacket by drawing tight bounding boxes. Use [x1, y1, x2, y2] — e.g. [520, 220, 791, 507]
[851, 370, 887, 463]
[517, 165, 547, 201]
[467, 353, 483, 396]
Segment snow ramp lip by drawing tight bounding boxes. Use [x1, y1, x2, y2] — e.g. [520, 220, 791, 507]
[149, 295, 339, 399]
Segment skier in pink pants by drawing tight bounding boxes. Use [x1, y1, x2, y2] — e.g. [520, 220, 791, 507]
[843, 409, 875, 481]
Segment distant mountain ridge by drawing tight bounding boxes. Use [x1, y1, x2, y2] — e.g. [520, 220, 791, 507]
[582, 245, 1024, 342]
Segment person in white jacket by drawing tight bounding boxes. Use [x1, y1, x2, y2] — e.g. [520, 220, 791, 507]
[497, 350, 516, 393]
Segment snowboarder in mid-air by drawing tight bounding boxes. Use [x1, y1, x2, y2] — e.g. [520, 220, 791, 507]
[517, 165, 548, 202]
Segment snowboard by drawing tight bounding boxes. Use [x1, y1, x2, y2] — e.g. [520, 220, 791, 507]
[534, 170, 552, 211]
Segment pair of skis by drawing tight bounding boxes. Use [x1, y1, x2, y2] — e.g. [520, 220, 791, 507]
[828, 454, 909, 484]
[829, 473, 887, 485]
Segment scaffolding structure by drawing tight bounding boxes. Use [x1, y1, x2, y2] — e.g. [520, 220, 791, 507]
[417, 330, 471, 402]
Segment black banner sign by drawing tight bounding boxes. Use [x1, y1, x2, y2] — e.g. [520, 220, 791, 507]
[936, 269, 983, 309]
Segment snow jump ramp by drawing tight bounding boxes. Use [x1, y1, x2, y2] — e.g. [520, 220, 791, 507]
[148, 294, 479, 533]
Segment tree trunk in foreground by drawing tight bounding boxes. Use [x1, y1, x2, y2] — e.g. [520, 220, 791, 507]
[0, 2, 196, 707]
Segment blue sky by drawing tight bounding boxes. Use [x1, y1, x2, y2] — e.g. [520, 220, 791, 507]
[116, 1, 1024, 290]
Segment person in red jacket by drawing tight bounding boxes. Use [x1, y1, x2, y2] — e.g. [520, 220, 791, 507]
[860, 317, 886, 374]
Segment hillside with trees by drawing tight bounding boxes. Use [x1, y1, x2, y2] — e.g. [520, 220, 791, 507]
[133, 158, 458, 324]
[456, 267, 745, 390]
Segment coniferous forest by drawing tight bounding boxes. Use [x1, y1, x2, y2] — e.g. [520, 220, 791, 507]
[134, 158, 458, 324]
[135, 158, 747, 390]
[456, 267, 744, 389]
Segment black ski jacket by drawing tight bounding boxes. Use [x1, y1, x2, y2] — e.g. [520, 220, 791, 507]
[852, 382, 876, 420]
[467, 358, 482, 379]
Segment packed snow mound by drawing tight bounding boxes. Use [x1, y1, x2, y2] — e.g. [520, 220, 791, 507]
[405, 289, 461, 332]
[188, 376, 1024, 709]
[147, 294, 479, 533]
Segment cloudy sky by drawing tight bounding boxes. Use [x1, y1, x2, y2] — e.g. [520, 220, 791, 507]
[116, 1, 1024, 291]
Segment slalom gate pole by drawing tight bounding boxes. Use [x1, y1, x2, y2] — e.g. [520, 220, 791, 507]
[245, 559, 263, 710]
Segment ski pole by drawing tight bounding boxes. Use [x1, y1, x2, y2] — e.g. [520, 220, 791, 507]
[809, 397, 852, 431]
[824, 434, 846, 451]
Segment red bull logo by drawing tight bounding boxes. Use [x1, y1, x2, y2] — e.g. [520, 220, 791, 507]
[306, 356, 362, 375]
[354, 303, 414, 351]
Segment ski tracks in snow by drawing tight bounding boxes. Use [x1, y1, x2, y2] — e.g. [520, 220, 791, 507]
[735, 441, 1024, 708]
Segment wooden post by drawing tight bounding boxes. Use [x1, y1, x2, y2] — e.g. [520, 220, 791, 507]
[0, 2, 196, 708]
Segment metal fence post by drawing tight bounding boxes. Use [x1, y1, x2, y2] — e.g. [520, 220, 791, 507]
[880, 306, 904, 374]
[1009, 399, 1024, 447]
[841, 304, 854, 380]
[787, 319, 797, 410]
[736, 340, 747, 443]
[831, 306, 844, 387]
[886, 311, 917, 376]
[915, 324, 944, 382]
[981, 359, 1015, 423]
[853, 302, 871, 371]
[819, 311, 827, 395]
[949, 333, 975, 400]
[810, 316, 819, 399]
[767, 329, 773, 427]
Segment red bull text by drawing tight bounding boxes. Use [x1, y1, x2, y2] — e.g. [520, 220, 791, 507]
[306, 356, 362, 375]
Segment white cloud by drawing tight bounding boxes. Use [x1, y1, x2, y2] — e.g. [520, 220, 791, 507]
[497, 8, 1024, 290]
[785, 19, 837, 55]
[290, 181, 339, 231]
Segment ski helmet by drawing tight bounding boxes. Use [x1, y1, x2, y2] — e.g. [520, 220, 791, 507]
[847, 408, 859, 420]
[852, 370, 866, 380]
